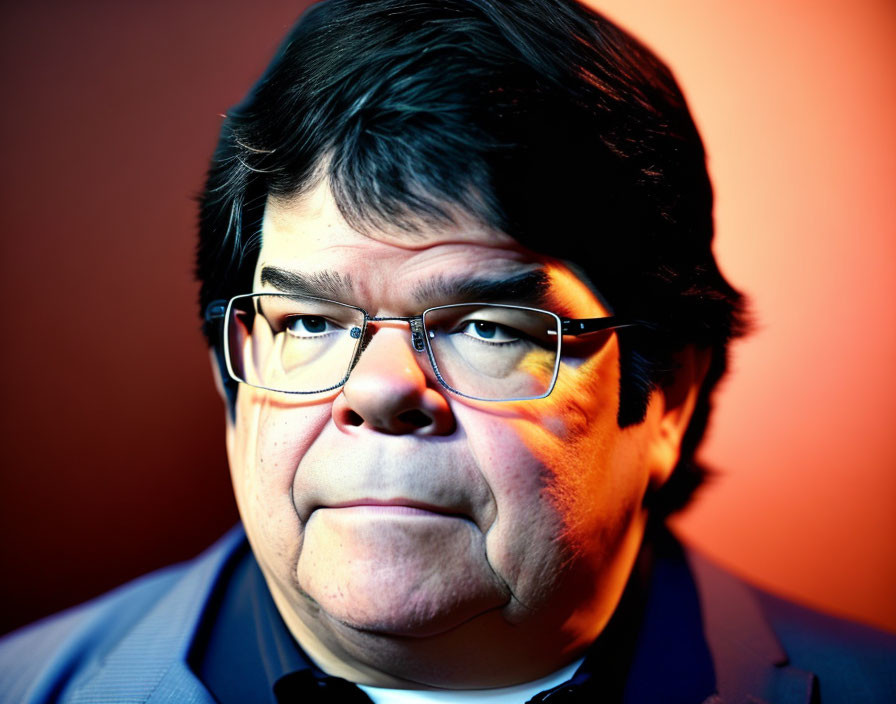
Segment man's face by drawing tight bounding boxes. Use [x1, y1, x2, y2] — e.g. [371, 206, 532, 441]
[223, 182, 681, 688]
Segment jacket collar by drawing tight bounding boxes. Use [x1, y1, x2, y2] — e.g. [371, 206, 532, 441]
[63, 525, 820, 704]
[686, 547, 819, 704]
[65, 526, 247, 704]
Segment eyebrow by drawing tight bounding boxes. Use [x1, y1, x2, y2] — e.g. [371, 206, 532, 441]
[260, 266, 356, 300]
[411, 269, 550, 306]
[259, 265, 550, 307]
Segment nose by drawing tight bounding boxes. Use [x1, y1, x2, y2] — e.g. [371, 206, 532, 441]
[331, 325, 456, 436]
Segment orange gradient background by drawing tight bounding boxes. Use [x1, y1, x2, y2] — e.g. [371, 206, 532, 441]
[0, 0, 893, 637]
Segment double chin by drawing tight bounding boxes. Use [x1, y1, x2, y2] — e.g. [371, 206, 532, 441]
[296, 506, 509, 637]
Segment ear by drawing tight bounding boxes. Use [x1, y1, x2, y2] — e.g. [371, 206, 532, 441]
[644, 346, 712, 490]
[209, 348, 226, 401]
[209, 348, 238, 431]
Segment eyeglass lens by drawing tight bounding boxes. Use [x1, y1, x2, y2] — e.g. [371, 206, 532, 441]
[422, 305, 559, 400]
[225, 294, 560, 400]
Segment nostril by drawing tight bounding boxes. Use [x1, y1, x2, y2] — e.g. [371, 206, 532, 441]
[397, 409, 433, 428]
[345, 410, 364, 427]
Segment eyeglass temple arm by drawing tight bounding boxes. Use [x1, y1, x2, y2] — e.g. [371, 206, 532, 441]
[204, 300, 229, 322]
[561, 317, 648, 336]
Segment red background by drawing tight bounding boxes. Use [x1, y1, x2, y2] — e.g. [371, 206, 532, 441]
[1, 0, 894, 636]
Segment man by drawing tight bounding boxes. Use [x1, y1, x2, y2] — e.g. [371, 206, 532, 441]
[2, 0, 894, 702]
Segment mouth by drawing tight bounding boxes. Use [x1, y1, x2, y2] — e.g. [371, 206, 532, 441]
[313, 498, 469, 520]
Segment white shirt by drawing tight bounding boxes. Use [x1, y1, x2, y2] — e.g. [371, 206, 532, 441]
[358, 658, 584, 704]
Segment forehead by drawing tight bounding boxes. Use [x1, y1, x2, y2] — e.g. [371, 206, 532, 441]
[257, 183, 605, 315]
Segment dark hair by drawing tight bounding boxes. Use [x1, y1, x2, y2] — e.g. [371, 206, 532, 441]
[197, 0, 748, 517]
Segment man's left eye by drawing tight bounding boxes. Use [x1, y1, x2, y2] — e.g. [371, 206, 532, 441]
[458, 320, 520, 343]
[285, 315, 337, 337]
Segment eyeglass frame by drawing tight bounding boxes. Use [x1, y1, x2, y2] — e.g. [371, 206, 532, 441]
[204, 293, 642, 402]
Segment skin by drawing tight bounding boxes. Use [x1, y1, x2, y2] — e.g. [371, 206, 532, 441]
[217, 180, 704, 689]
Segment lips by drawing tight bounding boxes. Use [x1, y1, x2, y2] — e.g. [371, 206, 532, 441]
[312, 498, 468, 519]
[291, 439, 496, 530]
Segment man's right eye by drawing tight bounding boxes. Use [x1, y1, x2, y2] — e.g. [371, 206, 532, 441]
[284, 315, 337, 337]
[455, 320, 521, 344]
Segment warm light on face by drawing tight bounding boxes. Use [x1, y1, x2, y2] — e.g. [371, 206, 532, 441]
[222, 183, 682, 688]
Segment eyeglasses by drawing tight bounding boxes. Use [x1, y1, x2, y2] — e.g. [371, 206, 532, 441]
[205, 293, 638, 402]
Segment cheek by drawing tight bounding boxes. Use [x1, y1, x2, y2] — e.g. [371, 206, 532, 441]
[228, 389, 331, 591]
[458, 344, 648, 606]
[513, 348, 641, 518]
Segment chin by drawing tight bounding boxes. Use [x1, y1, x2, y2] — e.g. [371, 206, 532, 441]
[307, 573, 509, 639]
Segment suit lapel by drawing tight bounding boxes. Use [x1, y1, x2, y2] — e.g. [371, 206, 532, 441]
[687, 549, 819, 704]
[64, 528, 246, 704]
